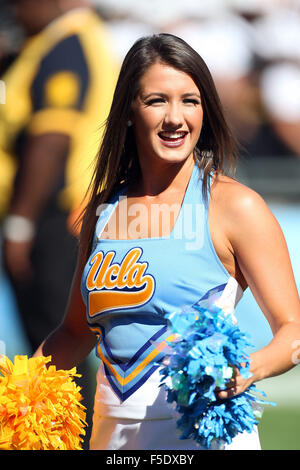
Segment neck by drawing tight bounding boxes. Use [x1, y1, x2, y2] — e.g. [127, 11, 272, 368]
[135, 154, 195, 197]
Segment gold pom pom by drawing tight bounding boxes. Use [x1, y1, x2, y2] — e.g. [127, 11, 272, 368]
[0, 355, 87, 450]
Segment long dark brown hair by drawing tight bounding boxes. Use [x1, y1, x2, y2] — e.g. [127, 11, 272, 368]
[78, 33, 238, 262]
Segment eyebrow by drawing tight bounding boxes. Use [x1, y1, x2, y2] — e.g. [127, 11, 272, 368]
[182, 92, 201, 98]
[142, 92, 201, 100]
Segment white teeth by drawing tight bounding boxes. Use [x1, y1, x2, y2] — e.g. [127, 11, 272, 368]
[160, 132, 186, 139]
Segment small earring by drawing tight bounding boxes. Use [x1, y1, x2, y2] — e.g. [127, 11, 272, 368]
[127, 120, 133, 127]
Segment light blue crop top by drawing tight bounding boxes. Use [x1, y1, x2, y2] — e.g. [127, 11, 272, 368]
[81, 162, 243, 403]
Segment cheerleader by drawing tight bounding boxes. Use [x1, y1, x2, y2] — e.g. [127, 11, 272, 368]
[35, 34, 300, 450]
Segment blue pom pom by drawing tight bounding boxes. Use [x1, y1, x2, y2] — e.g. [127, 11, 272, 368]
[159, 304, 276, 449]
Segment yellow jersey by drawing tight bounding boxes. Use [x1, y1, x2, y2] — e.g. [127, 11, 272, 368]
[0, 8, 118, 219]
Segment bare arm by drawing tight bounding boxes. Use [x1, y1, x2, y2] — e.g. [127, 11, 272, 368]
[215, 182, 300, 397]
[3, 133, 70, 281]
[9, 133, 69, 219]
[21, 134, 96, 368]
[34, 249, 97, 370]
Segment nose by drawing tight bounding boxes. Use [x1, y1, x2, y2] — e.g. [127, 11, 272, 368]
[163, 102, 184, 129]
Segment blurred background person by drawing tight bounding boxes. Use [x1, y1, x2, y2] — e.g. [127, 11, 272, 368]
[0, 0, 118, 446]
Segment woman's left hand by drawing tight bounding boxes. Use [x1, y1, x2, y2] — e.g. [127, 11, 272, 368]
[216, 366, 255, 399]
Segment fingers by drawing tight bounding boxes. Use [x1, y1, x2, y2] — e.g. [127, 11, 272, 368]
[216, 370, 253, 400]
[215, 367, 242, 399]
[217, 386, 239, 400]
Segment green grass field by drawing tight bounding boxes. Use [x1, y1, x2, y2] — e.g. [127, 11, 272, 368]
[259, 407, 300, 450]
[257, 366, 300, 450]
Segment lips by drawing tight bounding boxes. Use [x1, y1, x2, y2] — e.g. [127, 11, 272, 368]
[158, 131, 188, 147]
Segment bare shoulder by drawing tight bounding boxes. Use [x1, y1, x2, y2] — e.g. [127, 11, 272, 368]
[210, 173, 273, 221]
[211, 173, 263, 205]
[210, 172, 283, 246]
[207, 173, 288, 291]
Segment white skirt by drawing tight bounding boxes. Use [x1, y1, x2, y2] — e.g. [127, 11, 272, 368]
[89, 413, 261, 450]
[89, 364, 261, 450]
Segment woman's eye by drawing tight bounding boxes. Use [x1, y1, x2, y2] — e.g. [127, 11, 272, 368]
[145, 98, 165, 105]
[183, 99, 200, 105]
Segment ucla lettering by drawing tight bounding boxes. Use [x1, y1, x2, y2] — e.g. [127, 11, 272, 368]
[86, 247, 155, 317]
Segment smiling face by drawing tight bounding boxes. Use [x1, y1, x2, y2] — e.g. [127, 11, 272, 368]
[131, 62, 203, 171]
